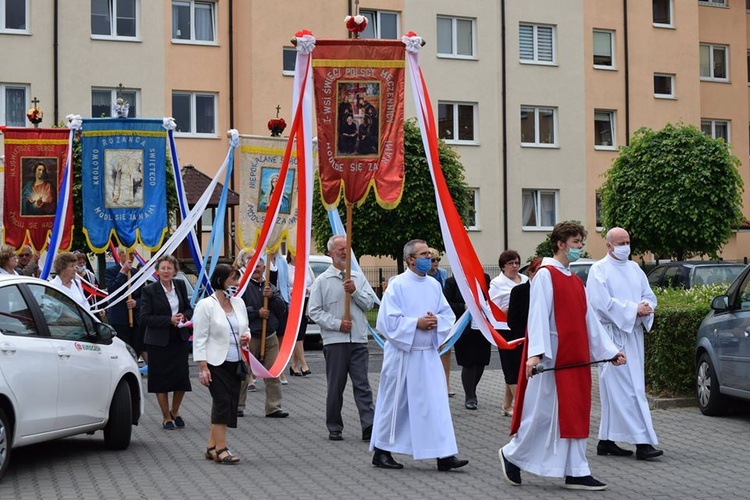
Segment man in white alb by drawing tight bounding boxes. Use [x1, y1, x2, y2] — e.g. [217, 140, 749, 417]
[586, 227, 663, 461]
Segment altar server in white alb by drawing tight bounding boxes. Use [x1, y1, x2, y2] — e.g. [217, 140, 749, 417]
[369, 239, 468, 472]
[586, 227, 663, 461]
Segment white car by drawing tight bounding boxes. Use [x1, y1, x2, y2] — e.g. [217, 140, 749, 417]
[304, 255, 333, 346]
[0, 275, 144, 480]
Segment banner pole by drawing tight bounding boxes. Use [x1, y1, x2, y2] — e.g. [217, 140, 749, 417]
[260, 251, 271, 361]
[344, 202, 353, 321]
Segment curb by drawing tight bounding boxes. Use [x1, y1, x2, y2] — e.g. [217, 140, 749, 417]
[647, 395, 696, 410]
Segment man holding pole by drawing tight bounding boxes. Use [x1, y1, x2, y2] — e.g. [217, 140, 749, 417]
[499, 221, 626, 491]
[586, 227, 662, 460]
[308, 235, 377, 441]
[105, 248, 145, 367]
[240, 255, 289, 418]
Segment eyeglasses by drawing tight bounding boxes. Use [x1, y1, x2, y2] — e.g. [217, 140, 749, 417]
[506, 261, 521, 267]
[19, 253, 31, 257]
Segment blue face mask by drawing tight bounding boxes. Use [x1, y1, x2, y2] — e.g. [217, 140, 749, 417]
[415, 257, 432, 274]
[566, 247, 583, 263]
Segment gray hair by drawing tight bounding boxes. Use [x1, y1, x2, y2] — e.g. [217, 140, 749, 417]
[403, 239, 426, 261]
[327, 235, 346, 252]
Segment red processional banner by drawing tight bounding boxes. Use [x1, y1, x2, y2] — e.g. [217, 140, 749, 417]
[313, 39, 405, 208]
[1, 127, 73, 251]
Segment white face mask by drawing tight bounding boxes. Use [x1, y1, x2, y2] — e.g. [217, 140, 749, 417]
[612, 244, 630, 261]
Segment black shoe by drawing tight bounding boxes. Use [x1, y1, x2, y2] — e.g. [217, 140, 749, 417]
[289, 366, 302, 377]
[437, 455, 469, 471]
[265, 410, 289, 418]
[302, 369, 312, 376]
[329, 431, 343, 441]
[372, 448, 403, 469]
[564, 475, 607, 491]
[597, 439, 633, 457]
[499, 449, 521, 486]
[636, 444, 664, 460]
[236, 410, 244, 418]
[362, 425, 372, 441]
[465, 401, 477, 410]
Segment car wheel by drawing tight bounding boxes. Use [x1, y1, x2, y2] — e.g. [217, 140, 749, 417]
[696, 352, 728, 416]
[0, 406, 11, 481]
[103, 380, 132, 450]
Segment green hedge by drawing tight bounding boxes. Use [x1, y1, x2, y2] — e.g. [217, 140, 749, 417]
[646, 285, 725, 397]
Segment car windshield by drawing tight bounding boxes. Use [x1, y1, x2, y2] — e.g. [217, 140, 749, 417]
[692, 266, 745, 287]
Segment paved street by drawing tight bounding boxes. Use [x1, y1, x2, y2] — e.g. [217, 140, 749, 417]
[2, 343, 749, 499]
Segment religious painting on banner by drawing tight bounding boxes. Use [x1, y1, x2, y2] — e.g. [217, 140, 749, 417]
[238, 135, 300, 254]
[80, 118, 168, 251]
[313, 39, 405, 209]
[1, 127, 73, 250]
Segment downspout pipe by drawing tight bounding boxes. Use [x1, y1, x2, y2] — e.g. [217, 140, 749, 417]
[501, 0, 508, 248]
[54, 0, 59, 124]
[623, 0, 630, 144]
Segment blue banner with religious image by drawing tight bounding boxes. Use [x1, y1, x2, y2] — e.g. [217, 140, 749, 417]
[80, 118, 169, 251]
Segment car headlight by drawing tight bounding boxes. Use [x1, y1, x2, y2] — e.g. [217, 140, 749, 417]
[124, 342, 138, 363]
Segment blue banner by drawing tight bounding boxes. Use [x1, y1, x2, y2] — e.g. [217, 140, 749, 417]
[81, 118, 169, 250]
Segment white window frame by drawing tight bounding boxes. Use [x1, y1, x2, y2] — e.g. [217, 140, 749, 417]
[652, 0, 673, 27]
[0, 83, 29, 127]
[654, 73, 675, 98]
[0, 0, 29, 33]
[519, 23, 556, 65]
[172, 91, 218, 138]
[699, 0, 728, 7]
[282, 46, 296, 76]
[594, 110, 616, 150]
[359, 9, 400, 40]
[91, 0, 139, 41]
[466, 188, 480, 231]
[91, 87, 139, 118]
[520, 106, 557, 148]
[171, 0, 217, 45]
[438, 101, 478, 144]
[701, 119, 730, 141]
[593, 30, 615, 69]
[436, 15, 476, 59]
[521, 189, 558, 230]
[700, 43, 729, 82]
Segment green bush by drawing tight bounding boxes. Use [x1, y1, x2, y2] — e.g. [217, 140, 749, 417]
[646, 285, 725, 396]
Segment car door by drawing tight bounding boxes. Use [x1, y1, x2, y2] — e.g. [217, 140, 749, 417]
[712, 272, 750, 391]
[28, 283, 112, 429]
[0, 282, 60, 437]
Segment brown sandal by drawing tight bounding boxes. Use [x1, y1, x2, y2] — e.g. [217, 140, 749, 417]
[215, 447, 240, 464]
[205, 446, 216, 460]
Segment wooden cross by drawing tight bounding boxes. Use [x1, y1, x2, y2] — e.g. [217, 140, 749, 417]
[276, 104, 281, 118]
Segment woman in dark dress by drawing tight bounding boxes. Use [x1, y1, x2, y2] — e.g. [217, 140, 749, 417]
[141, 255, 194, 430]
[445, 273, 492, 410]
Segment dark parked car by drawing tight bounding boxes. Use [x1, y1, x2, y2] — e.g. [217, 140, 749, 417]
[646, 261, 745, 289]
[695, 264, 750, 415]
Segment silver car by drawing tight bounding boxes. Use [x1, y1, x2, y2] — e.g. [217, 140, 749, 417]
[695, 264, 750, 415]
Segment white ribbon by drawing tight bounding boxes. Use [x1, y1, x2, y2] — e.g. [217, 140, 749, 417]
[295, 34, 316, 55]
[162, 117, 177, 131]
[66, 114, 83, 130]
[402, 35, 423, 54]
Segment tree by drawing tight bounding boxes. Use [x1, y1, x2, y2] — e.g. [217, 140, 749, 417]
[311, 118, 471, 273]
[600, 123, 744, 260]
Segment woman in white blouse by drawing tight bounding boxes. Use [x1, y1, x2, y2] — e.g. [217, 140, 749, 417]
[193, 264, 250, 464]
[50, 252, 90, 311]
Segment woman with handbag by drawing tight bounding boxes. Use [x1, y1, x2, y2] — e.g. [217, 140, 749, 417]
[192, 264, 250, 464]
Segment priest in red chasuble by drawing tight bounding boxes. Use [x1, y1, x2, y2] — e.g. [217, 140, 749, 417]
[499, 221, 626, 492]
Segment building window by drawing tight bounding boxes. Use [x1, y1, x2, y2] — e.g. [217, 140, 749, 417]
[700, 44, 728, 81]
[282, 47, 296, 76]
[172, 0, 216, 43]
[360, 9, 399, 39]
[466, 188, 479, 230]
[701, 119, 729, 141]
[172, 92, 217, 136]
[699, 0, 727, 6]
[519, 23, 555, 64]
[593, 30, 614, 68]
[595, 191, 603, 229]
[522, 189, 558, 229]
[92, 88, 138, 118]
[747, 50, 750, 83]
[201, 208, 214, 231]
[654, 74, 675, 97]
[91, 0, 137, 39]
[0, 0, 28, 32]
[594, 110, 616, 148]
[1, 83, 28, 127]
[653, 0, 673, 26]
[438, 102, 476, 143]
[520, 106, 556, 147]
[436, 16, 475, 58]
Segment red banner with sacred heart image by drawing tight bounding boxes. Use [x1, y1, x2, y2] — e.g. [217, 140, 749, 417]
[313, 39, 405, 208]
[2, 127, 73, 251]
